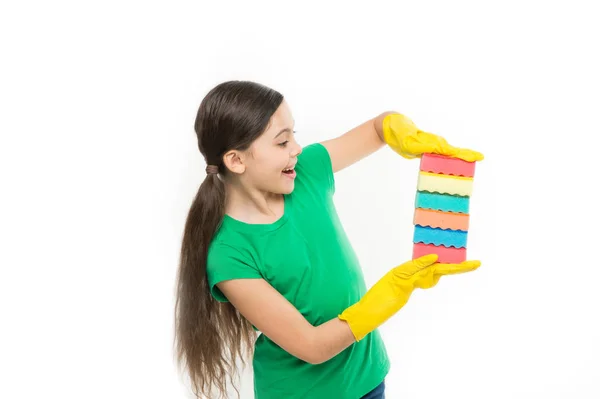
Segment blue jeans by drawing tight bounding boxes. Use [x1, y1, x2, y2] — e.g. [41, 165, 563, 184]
[361, 380, 385, 399]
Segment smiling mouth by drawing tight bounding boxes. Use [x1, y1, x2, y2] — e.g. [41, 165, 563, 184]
[282, 167, 296, 178]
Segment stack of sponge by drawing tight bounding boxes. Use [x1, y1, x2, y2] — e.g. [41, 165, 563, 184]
[412, 153, 477, 263]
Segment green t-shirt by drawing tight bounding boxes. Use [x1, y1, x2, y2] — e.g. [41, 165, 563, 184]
[207, 142, 390, 399]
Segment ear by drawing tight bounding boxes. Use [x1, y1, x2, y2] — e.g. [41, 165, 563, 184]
[222, 150, 246, 175]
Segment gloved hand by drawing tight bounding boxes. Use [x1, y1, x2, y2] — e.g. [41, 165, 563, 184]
[338, 254, 480, 341]
[382, 113, 484, 162]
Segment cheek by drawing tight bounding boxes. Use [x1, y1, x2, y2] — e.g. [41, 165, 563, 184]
[256, 160, 283, 177]
[254, 151, 287, 175]
[271, 156, 289, 172]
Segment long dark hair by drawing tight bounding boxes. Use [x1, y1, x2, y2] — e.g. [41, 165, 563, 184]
[174, 81, 284, 398]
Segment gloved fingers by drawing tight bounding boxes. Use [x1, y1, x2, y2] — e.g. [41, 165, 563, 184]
[453, 147, 485, 162]
[383, 112, 485, 162]
[409, 131, 484, 162]
[399, 139, 436, 158]
[416, 131, 484, 162]
[413, 254, 439, 268]
[394, 254, 438, 277]
[433, 260, 481, 275]
[412, 268, 442, 289]
[404, 132, 459, 158]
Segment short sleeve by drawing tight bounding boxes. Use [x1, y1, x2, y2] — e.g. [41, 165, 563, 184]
[296, 142, 336, 196]
[206, 243, 263, 302]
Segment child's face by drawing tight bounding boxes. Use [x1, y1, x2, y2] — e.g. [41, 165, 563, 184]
[235, 100, 302, 195]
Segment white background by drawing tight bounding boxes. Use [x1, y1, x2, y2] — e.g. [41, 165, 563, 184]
[2, 1, 599, 398]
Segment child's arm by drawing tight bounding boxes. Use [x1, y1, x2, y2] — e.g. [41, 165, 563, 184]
[216, 278, 356, 364]
[320, 111, 483, 173]
[319, 111, 395, 173]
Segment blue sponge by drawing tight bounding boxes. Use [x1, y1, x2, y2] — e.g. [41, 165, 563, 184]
[415, 191, 470, 214]
[413, 225, 468, 248]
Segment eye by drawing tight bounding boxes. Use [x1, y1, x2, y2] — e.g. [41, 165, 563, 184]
[278, 130, 296, 147]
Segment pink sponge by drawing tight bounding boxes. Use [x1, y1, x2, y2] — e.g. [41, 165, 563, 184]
[419, 153, 476, 177]
[413, 242, 466, 264]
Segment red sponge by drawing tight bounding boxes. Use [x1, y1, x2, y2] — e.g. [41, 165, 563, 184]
[413, 242, 466, 263]
[419, 153, 476, 177]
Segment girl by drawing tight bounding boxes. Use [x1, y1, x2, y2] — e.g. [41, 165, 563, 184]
[174, 80, 483, 399]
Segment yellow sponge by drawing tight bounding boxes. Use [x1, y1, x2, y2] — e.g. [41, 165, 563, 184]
[416, 171, 473, 196]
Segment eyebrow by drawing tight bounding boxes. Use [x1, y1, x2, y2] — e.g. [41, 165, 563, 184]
[273, 121, 296, 139]
[274, 128, 292, 139]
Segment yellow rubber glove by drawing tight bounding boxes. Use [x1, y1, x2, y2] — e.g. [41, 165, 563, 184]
[382, 113, 484, 162]
[338, 254, 481, 342]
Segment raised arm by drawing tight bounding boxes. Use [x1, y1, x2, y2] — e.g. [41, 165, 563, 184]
[321, 111, 484, 173]
[319, 111, 395, 173]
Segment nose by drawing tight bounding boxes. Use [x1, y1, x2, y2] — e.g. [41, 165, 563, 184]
[291, 141, 302, 157]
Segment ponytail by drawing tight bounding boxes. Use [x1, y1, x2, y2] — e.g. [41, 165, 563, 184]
[174, 171, 254, 399]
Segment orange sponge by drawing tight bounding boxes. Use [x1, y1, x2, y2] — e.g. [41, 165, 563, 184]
[413, 208, 469, 231]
